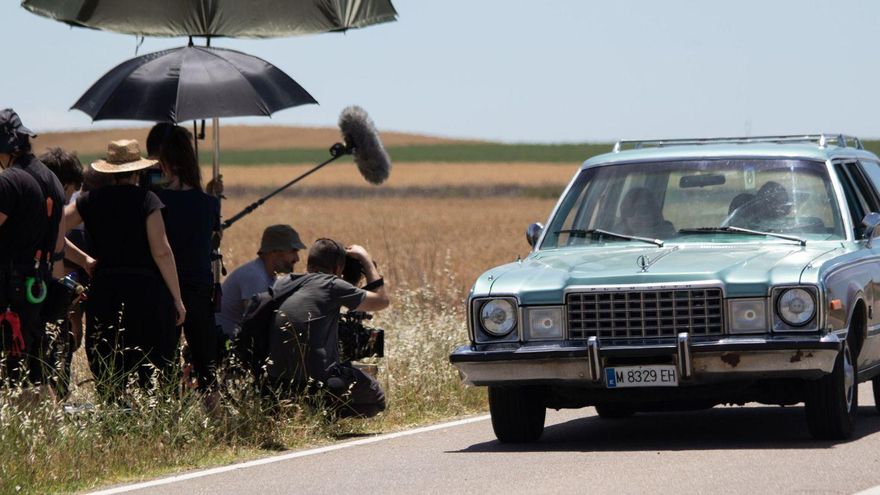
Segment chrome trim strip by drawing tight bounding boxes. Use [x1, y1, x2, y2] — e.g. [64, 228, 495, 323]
[677, 332, 692, 379]
[563, 280, 725, 296]
[587, 336, 601, 382]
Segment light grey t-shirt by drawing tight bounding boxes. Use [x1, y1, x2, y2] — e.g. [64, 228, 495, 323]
[216, 257, 275, 338]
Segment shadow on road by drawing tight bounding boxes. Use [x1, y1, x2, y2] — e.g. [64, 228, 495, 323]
[454, 405, 880, 453]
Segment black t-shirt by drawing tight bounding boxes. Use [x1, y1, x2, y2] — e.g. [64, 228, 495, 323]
[76, 185, 164, 275]
[0, 155, 65, 268]
[156, 188, 220, 288]
[269, 273, 367, 382]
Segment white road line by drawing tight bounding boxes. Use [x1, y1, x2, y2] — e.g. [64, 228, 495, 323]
[854, 486, 880, 495]
[84, 414, 491, 495]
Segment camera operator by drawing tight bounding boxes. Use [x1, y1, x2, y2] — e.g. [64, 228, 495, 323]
[0, 109, 66, 396]
[268, 239, 389, 418]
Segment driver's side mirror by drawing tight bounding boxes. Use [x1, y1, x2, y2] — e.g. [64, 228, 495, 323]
[526, 222, 544, 248]
[862, 212, 880, 247]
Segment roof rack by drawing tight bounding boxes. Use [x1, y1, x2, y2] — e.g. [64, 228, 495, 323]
[612, 134, 864, 153]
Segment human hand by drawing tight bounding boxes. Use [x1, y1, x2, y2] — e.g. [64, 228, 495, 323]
[206, 175, 224, 197]
[174, 298, 187, 326]
[345, 244, 371, 263]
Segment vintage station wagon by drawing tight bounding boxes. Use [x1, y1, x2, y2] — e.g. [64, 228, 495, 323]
[450, 134, 880, 442]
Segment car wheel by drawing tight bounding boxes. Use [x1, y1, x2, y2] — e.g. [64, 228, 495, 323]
[488, 386, 546, 443]
[595, 404, 635, 419]
[805, 338, 858, 440]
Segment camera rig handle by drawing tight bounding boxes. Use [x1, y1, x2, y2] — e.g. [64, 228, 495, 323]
[221, 143, 349, 230]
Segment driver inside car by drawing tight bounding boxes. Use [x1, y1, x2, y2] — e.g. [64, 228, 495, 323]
[613, 187, 676, 239]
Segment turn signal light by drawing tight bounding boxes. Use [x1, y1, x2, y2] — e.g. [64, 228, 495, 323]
[829, 299, 843, 311]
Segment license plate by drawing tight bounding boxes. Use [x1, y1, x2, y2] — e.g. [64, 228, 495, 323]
[605, 365, 678, 388]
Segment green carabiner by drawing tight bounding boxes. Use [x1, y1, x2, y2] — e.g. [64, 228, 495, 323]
[25, 277, 48, 304]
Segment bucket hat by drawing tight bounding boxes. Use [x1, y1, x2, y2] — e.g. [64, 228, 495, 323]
[91, 140, 157, 173]
[259, 224, 307, 254]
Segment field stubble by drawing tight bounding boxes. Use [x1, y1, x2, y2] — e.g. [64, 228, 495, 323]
[1, 161, 569, 493]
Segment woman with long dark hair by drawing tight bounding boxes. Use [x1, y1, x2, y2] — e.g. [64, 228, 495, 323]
[63, 139, 185, 399]
[148, 124, 221, 395]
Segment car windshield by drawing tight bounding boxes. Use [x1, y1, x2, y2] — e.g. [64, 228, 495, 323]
[541, 159, 844, 249]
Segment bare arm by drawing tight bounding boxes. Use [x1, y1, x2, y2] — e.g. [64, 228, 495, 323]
[348, 245, 390, 312]
[61, 203, 96, 276]
[0, 211, 6, 227]
[146, 210, 186, 325]
[51, 213, 66, 279]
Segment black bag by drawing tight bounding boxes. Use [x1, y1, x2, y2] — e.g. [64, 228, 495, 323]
[231, 274, 307, 378]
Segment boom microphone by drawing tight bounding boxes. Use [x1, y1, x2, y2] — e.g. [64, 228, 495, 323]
[338, 106, 391, 185]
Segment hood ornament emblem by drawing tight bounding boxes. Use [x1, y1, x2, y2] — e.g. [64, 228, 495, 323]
[637, 255, 650, 272]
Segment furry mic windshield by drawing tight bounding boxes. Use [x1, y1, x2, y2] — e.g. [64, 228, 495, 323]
[338, 106, 391, 185]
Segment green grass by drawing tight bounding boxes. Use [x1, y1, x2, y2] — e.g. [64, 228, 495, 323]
[79, 138, 880, 168]
[81, 142, 612, 167]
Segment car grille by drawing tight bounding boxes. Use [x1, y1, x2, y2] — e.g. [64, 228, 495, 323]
[567, 288, 724, 339]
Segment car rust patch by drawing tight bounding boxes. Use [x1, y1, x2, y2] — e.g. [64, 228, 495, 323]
[721, 353, 740, 367]
[791, 350, 804, 363]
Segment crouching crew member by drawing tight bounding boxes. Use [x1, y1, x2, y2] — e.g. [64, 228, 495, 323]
[0, 109, 66, 391]
[269, 239, 390, 418]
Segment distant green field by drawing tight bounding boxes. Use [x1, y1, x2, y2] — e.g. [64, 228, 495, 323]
[79, 140, 880, 167]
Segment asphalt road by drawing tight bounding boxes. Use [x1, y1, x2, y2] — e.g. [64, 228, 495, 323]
[98, 383, 880, 495]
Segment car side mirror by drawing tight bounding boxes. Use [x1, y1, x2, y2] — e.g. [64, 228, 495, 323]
[526, 222, 544, 248]
[862, 212, 880, 247]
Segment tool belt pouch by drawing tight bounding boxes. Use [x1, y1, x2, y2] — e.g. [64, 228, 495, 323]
[0, 270, 28, 356]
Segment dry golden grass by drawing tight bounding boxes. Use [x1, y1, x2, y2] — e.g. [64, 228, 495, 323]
[210, 162, 575, 189]
[218, 164, 565, 295]
[36, 125, 476, 155]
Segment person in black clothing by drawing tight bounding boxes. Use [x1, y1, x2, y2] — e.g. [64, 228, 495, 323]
[269, 239, 390, 418]
[39, 147, 87, 399]
[64, 139, 185, 399]
[147, 124, 222, 395]
[0, 109, 66, 394]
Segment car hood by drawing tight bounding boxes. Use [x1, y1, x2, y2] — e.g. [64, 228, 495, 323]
[478, 243, 841, 304]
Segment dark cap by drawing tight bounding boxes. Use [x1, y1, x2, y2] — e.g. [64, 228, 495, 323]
[258, 224, 307, 254]
[0, 109, 36, 154]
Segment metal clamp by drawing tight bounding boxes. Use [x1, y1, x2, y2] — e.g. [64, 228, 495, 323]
[587, 336, 602, 382]
[677, 332, 692, 380]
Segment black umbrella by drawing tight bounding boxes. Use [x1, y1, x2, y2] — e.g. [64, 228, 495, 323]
[73, 45, 317, 123]
[22, 0, 397, 38]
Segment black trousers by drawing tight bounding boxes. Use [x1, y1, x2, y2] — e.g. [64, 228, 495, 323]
[268, 363, 386, 419]
[180, 284, 220, 392]
[86, 272, 179, 397]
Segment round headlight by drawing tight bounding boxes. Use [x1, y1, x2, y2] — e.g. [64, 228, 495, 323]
[480, 299, 517, 336]
[777, 288, 816, 327]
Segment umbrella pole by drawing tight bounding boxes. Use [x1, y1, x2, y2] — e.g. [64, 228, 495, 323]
[221, 144, 347, 230]
[212, 117, 220, 191]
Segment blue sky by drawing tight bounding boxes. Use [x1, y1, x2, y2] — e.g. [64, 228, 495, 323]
[3, 0, 880, 143]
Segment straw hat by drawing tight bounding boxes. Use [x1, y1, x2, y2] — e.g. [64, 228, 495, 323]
[91, 140, 157, 173]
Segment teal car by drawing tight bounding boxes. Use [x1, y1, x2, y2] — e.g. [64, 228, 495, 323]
[450, 134, 880, 442]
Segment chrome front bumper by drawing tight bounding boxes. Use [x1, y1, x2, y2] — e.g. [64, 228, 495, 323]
[449, 333, 842, 386]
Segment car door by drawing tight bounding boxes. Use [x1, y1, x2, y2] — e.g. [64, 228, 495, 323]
[835, 160, 880, 371]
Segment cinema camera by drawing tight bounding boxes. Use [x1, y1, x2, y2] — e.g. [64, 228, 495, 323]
[337, 254, 384, 363]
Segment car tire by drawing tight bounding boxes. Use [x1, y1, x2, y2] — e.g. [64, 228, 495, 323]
[488, 386, 546, 443]
[594, 404, 635, 419]
[805, 338, 858, 440]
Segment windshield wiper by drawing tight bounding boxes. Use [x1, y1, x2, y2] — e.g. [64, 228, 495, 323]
[678, 226, 806, 246]
[556, 228, 664, 247]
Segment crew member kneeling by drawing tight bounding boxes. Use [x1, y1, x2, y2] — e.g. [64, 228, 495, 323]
[268, 239, 389, 418]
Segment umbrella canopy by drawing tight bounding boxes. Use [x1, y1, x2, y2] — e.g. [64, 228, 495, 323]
[73, 45, 318, 123]
[22, 0, 397, 38]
